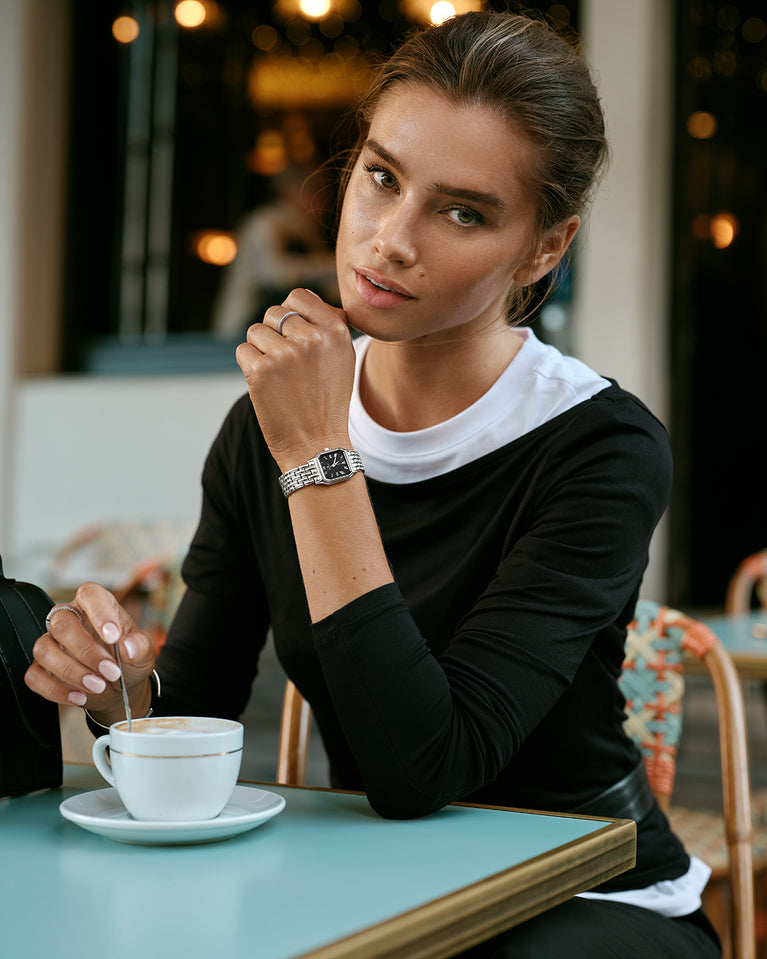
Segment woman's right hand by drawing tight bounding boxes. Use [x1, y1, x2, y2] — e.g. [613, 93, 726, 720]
[24, 581, 156, 725]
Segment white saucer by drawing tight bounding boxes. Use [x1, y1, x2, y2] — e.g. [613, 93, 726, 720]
[59, 785, 286, 845]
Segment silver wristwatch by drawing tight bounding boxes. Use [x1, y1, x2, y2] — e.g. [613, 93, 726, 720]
[278, 448, 364, 498]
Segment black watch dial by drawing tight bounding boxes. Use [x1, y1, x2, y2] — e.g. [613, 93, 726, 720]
[318, 449, 352, 480]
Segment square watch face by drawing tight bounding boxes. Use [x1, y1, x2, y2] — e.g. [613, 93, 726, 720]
[317, 449, 352, 480]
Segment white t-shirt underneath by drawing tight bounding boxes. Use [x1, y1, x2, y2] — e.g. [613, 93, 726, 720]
[350, 327, 609, 482]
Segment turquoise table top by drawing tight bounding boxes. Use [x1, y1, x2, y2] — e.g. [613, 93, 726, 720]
[701, 611, 767, 678]
[0, 765, 635, 959]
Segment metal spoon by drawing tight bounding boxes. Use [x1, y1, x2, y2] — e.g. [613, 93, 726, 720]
[114, 641, 132, 731]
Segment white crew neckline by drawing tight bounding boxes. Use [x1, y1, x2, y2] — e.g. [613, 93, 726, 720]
[349, 328, 609, 483]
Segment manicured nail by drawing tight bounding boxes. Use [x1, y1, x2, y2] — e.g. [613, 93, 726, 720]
[83, 674, 107, 694]
[123, 639, 137, 661]
[102, 622, 120, 644]
[68, 691, 88, 706]
[98, 659, 122, 682]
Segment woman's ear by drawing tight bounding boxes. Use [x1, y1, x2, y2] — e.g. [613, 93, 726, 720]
[514, 215, 581, 287]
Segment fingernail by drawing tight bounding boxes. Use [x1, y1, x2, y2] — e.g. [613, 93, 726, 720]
[124, 639, 137, 661]
[82, 674, 106, 694]
[102, 622, 120, 644]
[68, 691, 87, 706]
[98, 659, 122, 682]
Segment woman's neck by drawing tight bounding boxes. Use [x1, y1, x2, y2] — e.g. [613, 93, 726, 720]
[359, 328, 524, 432]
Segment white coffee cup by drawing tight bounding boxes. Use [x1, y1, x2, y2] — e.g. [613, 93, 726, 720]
[92, 716, 243, 822]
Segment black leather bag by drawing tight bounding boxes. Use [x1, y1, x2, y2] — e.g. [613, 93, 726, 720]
[0, 556, 61, 797]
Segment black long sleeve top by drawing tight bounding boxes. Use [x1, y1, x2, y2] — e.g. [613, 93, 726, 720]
[156, 377, 689, 893]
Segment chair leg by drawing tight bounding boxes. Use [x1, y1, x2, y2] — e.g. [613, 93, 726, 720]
[702, 880, 731, 959]
[277, 681, 311, 786]
[756, 866, 767, 959]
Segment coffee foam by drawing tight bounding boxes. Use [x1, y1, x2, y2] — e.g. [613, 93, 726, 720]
[117, 716, 238, 735]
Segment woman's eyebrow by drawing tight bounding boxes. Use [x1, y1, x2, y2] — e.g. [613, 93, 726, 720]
[431, 181, 506, 211]
[364, 138, 404, 172]
[363, 138, 505, 211]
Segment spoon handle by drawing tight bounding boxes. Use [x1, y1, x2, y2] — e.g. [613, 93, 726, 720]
[114, 642, 132, 731]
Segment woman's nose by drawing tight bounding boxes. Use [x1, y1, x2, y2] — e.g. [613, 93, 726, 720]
[372, 203, 418, 266]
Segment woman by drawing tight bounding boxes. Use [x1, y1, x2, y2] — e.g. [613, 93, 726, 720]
[27, 11, 719, 957]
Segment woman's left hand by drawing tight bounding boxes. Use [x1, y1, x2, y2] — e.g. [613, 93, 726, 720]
[236, 289, 357, 471]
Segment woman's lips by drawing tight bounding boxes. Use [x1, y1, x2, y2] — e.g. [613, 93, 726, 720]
[353, 269, 415, 308]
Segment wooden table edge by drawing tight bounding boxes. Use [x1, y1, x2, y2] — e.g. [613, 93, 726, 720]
[292, 816, 637, 959]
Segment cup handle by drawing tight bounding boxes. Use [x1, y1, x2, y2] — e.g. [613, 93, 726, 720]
[92, 735, 116, 786]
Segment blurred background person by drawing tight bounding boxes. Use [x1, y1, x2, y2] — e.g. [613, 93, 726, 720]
[211, 165, 338, 338]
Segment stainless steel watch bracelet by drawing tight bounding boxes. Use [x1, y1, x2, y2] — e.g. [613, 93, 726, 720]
[278, 448, 364, 498]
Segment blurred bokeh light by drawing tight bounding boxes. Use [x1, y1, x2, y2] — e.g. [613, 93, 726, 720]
[112, 16, 139, 43]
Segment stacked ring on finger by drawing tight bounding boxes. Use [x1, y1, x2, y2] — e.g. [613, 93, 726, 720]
[277, 310, 303, 335]
[45, 604, 83, 631]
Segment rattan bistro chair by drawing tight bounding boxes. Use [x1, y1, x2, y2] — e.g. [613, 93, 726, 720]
[277, 601, 758, 958]
[725, 549, 767, 957]
[621, 600, 756, 959]
[726, 550, 767, 615]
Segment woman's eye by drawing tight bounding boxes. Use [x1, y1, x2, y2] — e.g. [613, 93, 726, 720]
[447, 206, 482, 227]
[376, 170, 397, 189]
[365, 165, 397, 190]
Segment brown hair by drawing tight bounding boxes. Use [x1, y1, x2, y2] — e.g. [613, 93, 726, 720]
[335, 11, 609, 321]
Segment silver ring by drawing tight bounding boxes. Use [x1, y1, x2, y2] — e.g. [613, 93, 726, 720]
[277, 311, 303, 335]
[45, 604, 83, 632]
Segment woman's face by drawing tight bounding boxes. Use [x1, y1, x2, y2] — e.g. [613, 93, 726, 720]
[335, 82, 562, 345]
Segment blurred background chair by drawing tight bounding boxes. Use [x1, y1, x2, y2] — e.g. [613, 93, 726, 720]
[726, 550, 767, 616]
[622, 600, 761, 959]
[52, 519, 192, 764]
[48, 518, 192, 652]
[725, 549, 767, 955]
